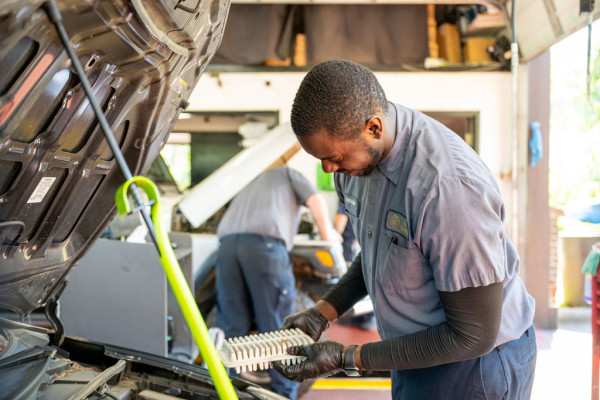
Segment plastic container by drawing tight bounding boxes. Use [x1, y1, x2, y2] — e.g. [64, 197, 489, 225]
[558, 232, 600, 306]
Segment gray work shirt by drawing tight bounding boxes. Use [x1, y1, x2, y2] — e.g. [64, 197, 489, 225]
[335, 103, 535, 346]
[217, 167, 318, 251]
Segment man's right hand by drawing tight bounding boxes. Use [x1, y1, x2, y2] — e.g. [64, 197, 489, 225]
[281, 307, 331, 341]
[322, 227, 343, 243]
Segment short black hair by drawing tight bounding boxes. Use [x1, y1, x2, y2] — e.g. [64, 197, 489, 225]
[291, 60, 388, 140]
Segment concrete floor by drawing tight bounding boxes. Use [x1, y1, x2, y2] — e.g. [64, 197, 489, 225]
[531, 307, 592, 400]
[300, 307, 593, 400]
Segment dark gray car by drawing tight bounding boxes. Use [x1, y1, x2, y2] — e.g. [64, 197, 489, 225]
[0, 1, 284, 398]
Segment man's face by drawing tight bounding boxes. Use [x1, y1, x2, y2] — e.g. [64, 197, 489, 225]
[297, 128, 383, 177]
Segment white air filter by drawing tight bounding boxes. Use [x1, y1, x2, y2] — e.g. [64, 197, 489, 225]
[218, 328, 313, 373]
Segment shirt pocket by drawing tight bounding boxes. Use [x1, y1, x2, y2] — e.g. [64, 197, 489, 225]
[342, 193, 361, 237]
[376, 235, 428, 293]
[343, 194, 360, 218]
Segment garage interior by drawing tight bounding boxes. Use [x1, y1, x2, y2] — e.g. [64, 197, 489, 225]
[1, 0, 600, 399]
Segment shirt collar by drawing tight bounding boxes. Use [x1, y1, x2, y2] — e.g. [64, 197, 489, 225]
[377, 103, 411, 185]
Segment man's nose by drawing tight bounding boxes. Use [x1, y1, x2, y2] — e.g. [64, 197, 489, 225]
[321, 160, 339, 173]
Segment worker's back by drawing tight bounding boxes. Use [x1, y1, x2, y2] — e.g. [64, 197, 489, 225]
[217, 167, 317, 250]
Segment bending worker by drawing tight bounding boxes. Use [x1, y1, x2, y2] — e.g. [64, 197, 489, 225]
[274, 60, 537, 399]
[215, 165, 339, 400]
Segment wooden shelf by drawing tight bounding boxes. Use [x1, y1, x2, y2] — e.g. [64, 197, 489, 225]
[465, 13, 505, 37]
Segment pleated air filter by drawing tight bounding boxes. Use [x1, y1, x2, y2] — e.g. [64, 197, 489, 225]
[219, 328, 313, 373]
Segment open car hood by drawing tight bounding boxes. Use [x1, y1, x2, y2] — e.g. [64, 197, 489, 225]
[0, 0, 230, 316]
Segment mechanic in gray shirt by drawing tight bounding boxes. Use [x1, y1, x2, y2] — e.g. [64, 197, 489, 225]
[215, 166, 339, 400]
[274, 60, 537, 399]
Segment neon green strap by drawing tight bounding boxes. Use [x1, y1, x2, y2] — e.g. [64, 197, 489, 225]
[116, 176, 238, 400]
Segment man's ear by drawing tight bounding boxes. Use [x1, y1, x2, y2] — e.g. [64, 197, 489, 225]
[367, 116, 383, 139]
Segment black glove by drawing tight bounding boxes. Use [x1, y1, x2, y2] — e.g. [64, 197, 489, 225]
[272, 341, 344, 382]
[280, 307, 330, 341]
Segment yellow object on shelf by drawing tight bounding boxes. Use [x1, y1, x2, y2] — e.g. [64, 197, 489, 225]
[265, 58, 291, 67]
[294, 33, 307, 67]
[464, 38, 496, 64]
[427, 5, 439, 59]
[437, 23, 461, 63]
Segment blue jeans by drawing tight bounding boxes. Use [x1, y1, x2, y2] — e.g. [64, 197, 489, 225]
[215, 233, 299, 400]
[391, 325, 537, 399]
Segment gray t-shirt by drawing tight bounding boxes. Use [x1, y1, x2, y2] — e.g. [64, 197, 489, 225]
[335, 103, 535, 346]
[217, 167, 318, 250]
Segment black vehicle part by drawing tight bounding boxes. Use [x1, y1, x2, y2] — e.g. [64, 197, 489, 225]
[0, 317, 266, 399]
[43, 0, 159, 251]
[43, 279, 66, 347]
[0, 0, 229, 317]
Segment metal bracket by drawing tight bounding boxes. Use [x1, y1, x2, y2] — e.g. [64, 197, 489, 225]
[45, 280, 68, 347]
[581, 0, 596, 13]
[128, 199, 156, 215]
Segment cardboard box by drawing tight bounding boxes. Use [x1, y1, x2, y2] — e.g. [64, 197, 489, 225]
[464, 38, 496, 64]
[437, 23, 462, 63]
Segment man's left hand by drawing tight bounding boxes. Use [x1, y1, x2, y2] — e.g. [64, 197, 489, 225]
[272, 340, 344, 382]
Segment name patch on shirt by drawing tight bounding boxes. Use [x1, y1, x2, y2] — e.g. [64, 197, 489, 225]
[344, 195, 360, 217]
[386, 210, 408, 239]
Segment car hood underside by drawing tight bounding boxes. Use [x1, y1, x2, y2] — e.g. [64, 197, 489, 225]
[0, 0, 229, 316]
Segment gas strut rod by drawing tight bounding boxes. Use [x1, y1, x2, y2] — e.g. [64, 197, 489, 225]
[42, 0, 159, 253]
[43, 3, 239, 399]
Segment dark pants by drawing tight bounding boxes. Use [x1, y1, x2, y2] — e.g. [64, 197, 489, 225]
[215, 233, 299, 399]
[392, 325, 537, 400]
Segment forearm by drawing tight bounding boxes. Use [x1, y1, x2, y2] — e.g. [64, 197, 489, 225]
[360, 282, 503, 371]
[305, 193, 332, 240]
[333, 213, 348, 235]
[320, 253, 368, 318]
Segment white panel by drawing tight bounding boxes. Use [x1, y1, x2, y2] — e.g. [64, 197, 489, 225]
[516, 0, 555, 59]
[517, 0, 598, 60]
[177, 123, 299, 227]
